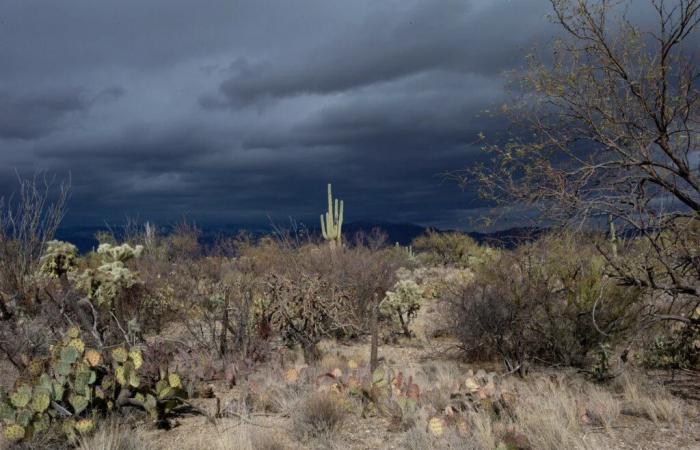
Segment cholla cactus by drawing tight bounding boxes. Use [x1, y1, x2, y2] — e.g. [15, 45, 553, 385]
[76, 244, 143, 308]
[78, 262, 140, 307]
[320, 183, 344, 247]
[39, 240, 78, 279]
[97, 243, 143, 262]
[381, 280, 423, 338]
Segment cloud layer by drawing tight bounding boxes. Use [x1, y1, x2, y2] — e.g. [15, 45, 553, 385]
[0, 0, 555, 229]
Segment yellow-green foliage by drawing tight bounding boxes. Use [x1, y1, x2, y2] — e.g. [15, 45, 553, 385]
[76, 243, 143, 307]
[412, 230, 497, 269]
[97, 243, 144, 262]
[451, 232, 644, 369]
[381, 280, 423, 337]
[39, 240, 78, 278]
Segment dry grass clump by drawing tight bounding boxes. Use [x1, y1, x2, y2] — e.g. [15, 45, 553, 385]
[582, 384, 621, 429]
[77, 420, 150, 450]
[509, 377, 601, 450]
[618, 375, 685, 425]
[213, 424, 288, 450]
[292, 392, 348, 441]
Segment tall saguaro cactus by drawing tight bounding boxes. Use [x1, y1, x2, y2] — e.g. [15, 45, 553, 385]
[320, 183, 344, 248]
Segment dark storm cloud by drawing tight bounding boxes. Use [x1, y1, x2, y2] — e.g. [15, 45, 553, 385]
[0, 86, 125, 140]
[0, 0, 556, 230]
[0, 88, 88, 140]
[203, 0, 549, 107]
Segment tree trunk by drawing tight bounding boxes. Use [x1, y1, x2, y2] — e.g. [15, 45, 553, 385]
[369, 294, 379, 372]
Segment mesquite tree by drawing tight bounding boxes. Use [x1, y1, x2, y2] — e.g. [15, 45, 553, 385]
[467, 0, 700, 324]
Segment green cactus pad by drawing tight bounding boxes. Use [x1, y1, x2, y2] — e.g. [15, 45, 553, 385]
[75, 418, 95, 434]
[69, 394, 89, 415]
[52, 382, 65, 401]
[10, 386, 32, 408]
[84, 349, 102, 367]
[31, 391, 50, 413]
[60, 346, 80, 365]
[27, 359, 44, 378]
[115, 366, 126, 386]
[66, 326, 80, 339]
[155, 379, 168, 395]
[129, 371, 140, 388]
[168, 373, 181, 389]
[37, 374, 52, 392]
[3, 424, 26, 442]
[0, 403, 16, 422]
[157, 386, 174, 400]
[33, 414, 49, 433]
[68, 338, 85, 354]
[15, 409, 32, 427]
[111, 347, 128, 364]
[56, 361, 72, 376]
[128, 349, 143, 369]
[372, 368, 387, 387]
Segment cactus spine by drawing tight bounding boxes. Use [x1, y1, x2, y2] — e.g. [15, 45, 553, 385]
[320, 183, 344, 247]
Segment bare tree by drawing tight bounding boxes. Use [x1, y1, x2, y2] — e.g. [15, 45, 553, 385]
[0, 173, 71, 314]
[466, 0, 700, 323]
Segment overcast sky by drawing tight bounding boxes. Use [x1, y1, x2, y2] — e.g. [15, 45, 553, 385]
[0, 0, 557, 230]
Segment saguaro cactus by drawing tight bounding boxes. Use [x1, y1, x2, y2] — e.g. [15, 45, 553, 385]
[320, 183, 344, 247]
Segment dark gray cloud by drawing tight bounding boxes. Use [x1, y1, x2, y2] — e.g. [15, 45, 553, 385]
[0, 0, 556, 230]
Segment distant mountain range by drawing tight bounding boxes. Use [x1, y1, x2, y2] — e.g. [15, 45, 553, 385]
[56, 222, 545, 253]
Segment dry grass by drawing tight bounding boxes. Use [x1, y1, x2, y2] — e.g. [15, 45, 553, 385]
[509, 377, 602, 450]
[77, 420, 151, 450]
[583, 385, 621, 429]
[468, 409, 497, 450]
[213, 424, 289, 450]
[292, 392, 348, 441]
[619, 374, 685, 425]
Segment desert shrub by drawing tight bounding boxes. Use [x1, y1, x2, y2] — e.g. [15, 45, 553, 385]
[642, 311, 700, 370]
[0, 175, 70, 314]
[380, 280, 423, 338]
[412, 230, 495, 269]
[266, 269, 357, 362]
[244, 232, 401, 361]
[448, 232, 644, 373]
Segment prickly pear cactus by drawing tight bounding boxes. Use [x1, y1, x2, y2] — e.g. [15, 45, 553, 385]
[358, 365, 421, 431]
[0, 327, 189, 443]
